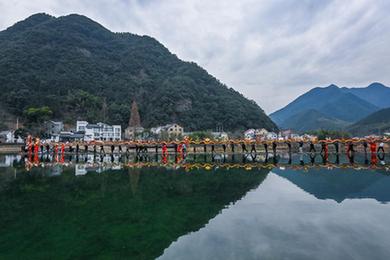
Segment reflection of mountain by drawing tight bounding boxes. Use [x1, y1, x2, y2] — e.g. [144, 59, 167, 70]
[0, 166, 269, 259]
[273, 168, 390, 203]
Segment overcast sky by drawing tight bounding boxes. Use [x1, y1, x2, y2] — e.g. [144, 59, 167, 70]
[1, 0, 390, 113]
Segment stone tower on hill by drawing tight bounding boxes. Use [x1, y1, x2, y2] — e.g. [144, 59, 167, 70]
[125, 100, 144, 140]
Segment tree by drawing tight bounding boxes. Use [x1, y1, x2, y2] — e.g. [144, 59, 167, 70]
[24, 106, 53, 123]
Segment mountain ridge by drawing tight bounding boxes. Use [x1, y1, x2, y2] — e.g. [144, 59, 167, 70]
[0, 13, 277, 132]
[270, 83, 390, 131]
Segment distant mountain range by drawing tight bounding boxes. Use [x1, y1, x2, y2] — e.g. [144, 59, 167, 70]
[270, 83, 390, 134]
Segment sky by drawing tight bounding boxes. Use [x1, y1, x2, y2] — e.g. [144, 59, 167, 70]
[1, 0, 390, 114]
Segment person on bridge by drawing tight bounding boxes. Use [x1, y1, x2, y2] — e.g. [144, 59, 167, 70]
[263, 142, 269, 154]
[230, 143, 235, 153]
[162, 143, 168, 155]
[100, 145, 105, 154]
[34, 139, 40, 154]
[241, 143, 248, 153]
[363, 141, 368, 154]
[61, 143, 65, 154]
[346, 142, 354, 154]
[272, 141, 277, 155]
[369, 141, 377, 154]
[334, 141, 339, 154]
[111, 144, 115, 154]
[320, 141, 327, 154]
[251, 144, 256, 154]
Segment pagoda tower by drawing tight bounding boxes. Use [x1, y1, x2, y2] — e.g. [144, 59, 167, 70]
[125, 100, 144, 140]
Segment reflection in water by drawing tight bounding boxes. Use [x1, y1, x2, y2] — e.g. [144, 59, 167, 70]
[0, 154, 269, 259]
[159, 173, 390, 260]
[0, 153, 390, 259]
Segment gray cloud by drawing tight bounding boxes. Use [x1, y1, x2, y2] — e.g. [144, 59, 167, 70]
[1, 0, 390, 113]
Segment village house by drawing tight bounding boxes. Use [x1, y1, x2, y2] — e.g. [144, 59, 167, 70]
[77, 121, 121, 141]
[151, 123, 184, 139]
[45, 120, 64, 137]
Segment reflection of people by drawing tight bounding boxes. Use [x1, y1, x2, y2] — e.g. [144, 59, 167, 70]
[371, 153, 378, 166]
[378, 142, 385, 154]
[309, 142, 316, 153]
[298, 141, 304, 153]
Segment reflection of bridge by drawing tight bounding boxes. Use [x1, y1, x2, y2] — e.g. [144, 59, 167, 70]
[18, 153, 390, 172]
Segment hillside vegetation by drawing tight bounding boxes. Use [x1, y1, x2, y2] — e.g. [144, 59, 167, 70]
[0, 13, 277, 132]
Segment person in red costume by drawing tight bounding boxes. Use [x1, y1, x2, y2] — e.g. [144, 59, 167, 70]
[162, 143, 168, 155]
[369, 141, 377, 154]
[34, 138, 40, 154]
[61, 143, 65, 154]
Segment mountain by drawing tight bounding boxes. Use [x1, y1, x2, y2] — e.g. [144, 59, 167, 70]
[280, 109, 349, 131]
[0, 13, 277, 132]
[347, 107, 390, 136]
[270, 84, 380, 130]
[343, 82, 390, 108]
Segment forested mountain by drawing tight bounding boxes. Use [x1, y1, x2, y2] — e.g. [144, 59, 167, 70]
[270, 83, 390, 131]
[0, 13, 277, 132]
[347, 108, 390, 136]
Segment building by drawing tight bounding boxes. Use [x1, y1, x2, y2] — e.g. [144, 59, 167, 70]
[0, 131, 14, 143]
[45, 120, 64, 136]
[211, 131, 229, 140]
[76, 121, 121, 141]
[124, 100, 144, 140]
[244, 129, 256, 139]
[151, 123, 184, 139]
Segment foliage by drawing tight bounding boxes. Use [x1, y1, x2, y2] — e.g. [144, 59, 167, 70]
[0, 122, 7, 131]
[0, 13, 277, 132]
[188, 131, 214, 141]
[23, 106, 53, 123]
[307, 129, 351, 140]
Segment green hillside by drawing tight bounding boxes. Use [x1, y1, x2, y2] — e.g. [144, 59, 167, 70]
[0, 13, 277, 132]
[348, 108, 390, 136]
[280, 109, 349, 131]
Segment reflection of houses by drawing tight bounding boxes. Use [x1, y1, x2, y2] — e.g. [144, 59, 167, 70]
[77, 121, 121, 141]
[151, 124, 184, 138]
[125, 100, 144, 140]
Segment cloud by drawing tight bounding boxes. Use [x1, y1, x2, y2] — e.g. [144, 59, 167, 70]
[1, 0, 390, 113]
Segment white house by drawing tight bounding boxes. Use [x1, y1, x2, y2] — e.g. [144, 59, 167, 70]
[244, 129, 256, 139]
[266, 132, 278, 140]
[76, 121, 121, 141]
[0, 131, 14, 143]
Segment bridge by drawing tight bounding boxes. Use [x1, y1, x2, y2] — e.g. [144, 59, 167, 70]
[22, 137, 390, 155]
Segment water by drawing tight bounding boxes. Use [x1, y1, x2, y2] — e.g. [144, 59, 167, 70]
[0, 153, 390, 259]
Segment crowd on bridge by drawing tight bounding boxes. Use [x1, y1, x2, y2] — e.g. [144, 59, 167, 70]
[22, 135, 389, 156]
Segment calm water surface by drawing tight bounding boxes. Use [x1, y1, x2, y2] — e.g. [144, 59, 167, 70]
[0, 153, 389, 259]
